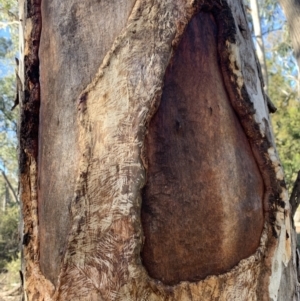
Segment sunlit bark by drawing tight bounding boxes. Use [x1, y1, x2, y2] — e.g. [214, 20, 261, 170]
[279, 0, 300, 91]
[19, 0, 297, 300]
[249, 0, 268, 92]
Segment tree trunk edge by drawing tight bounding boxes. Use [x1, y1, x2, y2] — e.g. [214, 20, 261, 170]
[19, 0, 55, 299]
[279, 0, 300, 74]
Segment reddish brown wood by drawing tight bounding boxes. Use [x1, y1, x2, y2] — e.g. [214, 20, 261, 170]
[141, 11, 264, 285]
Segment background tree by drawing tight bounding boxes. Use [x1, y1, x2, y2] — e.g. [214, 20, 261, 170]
[279, 0, 300, 73]
[249, 0, 269, 92]
[0, 3, 21, 301]
[245, 0, 300, 194]
[0, 0, 19, 208]
[276, 1, 300, 209]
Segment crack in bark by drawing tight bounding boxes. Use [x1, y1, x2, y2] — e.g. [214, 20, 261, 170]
[20, 0, 55, 299]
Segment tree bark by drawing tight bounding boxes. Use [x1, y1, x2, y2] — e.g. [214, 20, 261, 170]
[279, 0, 300, 74]
[19, 0, 298, 300]
[249, 0, 269, 93]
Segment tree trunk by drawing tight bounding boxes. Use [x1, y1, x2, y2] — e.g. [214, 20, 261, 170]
[19, 0, 298, 300]
[249, 0, 268, 93]
[279, 0, 300, 88]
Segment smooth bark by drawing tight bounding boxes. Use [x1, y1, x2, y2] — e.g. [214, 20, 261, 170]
[249, 0, 268, 92]
[279, 0, 300, 74]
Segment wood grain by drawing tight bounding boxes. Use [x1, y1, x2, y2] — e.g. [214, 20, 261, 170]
[141, 11, 264, 285]
[38, 0, 136, 284]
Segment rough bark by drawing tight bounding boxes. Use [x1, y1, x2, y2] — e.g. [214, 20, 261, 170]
[19, 0, 297, 300]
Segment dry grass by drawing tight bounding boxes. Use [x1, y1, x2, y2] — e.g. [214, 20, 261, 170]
[0, 258, 22, 301]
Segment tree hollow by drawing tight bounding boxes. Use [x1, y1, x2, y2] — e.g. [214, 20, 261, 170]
[141, 11, 264, 285]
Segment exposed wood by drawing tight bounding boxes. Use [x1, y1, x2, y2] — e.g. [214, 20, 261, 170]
[19, 0, 55, 299]
[20, 0, 297, 300]
[38, 0, 136, 284]
[141, 11, 264, 285]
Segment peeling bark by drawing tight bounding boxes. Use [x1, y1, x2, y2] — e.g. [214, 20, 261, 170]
[20, 0, 298, 300]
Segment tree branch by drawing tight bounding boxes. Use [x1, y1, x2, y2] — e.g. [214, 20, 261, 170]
[0, 9, 18, 22]
[290, 170, 300, 217]
[0, 21, 19, 27]
[0, 168, 18, 204]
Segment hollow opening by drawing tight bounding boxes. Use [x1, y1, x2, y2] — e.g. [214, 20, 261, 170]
[141, 11, 264, 285]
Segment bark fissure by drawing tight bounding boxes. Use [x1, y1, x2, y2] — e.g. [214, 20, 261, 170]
[37, 0, 137, 284]
[20, 0, 55, 299]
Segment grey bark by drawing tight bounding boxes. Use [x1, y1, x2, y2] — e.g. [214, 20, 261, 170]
[279, 0, 300, 84]
[250, 0, 269, 92]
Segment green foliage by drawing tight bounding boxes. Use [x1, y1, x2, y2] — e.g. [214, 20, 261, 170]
[0, 0, 18, 64]
[0, 0, 18, 186]
[0, 0, 19, 272]
[0, 36, 11, 57]
[0, 254, 21, 293]
[261, 5, 300, 192]
[269, 66, 300, 191]
[0, 0, 18, 22]
[0, 205, 19, 271]
[246, 0, 300, 192]
[0, 74, 18, 145]
[0, 0, 18, 193]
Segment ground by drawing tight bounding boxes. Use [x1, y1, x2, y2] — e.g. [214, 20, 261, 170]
[0, 259, 21, 301]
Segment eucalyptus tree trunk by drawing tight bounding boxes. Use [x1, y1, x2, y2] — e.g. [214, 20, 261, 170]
[279, 0, 300, 86]
[249, 0, 268, 93]
[19, 0, 298, 300]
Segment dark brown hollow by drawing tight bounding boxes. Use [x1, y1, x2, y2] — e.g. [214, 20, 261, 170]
[141, 11, 264, 285]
